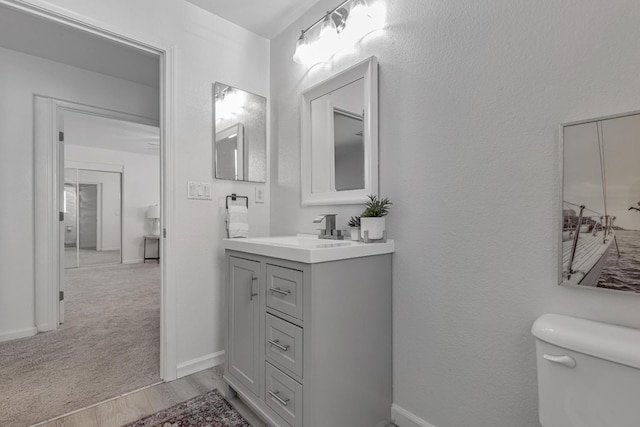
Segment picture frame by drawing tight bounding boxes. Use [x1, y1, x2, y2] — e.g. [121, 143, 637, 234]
[560, 110, 640, 294]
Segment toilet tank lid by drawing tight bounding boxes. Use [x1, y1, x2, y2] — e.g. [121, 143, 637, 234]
[532, 314, 640, 370]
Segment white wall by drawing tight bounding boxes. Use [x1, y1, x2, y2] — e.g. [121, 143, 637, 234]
[66, 145, 160, 262]
[270, 1, 640, 426]
[0, 45, 158, 341]
[0, 0, 271, 370]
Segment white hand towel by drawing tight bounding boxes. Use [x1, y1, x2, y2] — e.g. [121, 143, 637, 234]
[227, 205, 249, 238]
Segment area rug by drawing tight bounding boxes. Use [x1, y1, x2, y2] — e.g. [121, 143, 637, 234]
[124, 389, 251, 427]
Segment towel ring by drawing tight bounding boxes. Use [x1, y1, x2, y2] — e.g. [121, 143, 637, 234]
[226, 193, 248, 209]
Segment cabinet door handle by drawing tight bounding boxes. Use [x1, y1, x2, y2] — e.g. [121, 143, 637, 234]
[250, 274, 259, 301]
[269, 287, 291, 296]
[268, 390, 290, 406]
[268, 339, 290, 352]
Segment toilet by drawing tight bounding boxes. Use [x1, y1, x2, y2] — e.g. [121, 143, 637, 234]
[532, 314, 640, 427]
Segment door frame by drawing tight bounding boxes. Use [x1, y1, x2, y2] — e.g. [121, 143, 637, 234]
[10, 0, 179, 381]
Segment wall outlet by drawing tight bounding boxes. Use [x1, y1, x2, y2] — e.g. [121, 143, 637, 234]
[187, 181, 212, 200]
[255, 187, 264, 204]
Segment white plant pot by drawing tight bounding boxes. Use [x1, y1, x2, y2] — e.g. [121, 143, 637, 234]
[360, 217, 386, 240]
[350, 227, 361, 241]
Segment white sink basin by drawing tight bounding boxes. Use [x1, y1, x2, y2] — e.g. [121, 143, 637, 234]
[247, 236, 353, 248]
[223, 234, 394, 263]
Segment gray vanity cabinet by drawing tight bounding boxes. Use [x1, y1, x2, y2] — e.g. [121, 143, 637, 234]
[224, 250, 392, 427]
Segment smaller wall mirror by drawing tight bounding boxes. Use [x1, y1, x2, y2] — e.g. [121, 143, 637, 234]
[213, 83, 266, 182]
[301, 56, 378, 205]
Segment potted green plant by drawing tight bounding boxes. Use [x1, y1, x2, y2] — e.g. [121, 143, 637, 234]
[360, 194, 392, 241]
[347, 216, 361, 241]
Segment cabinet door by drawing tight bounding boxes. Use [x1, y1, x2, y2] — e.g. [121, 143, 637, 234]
[228, 256, 261, 395]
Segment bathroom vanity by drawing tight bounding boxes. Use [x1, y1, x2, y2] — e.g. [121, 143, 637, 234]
[222, 236, 394, 427]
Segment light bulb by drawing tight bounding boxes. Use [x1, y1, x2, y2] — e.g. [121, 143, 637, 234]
[293, 31, 312, 65]
[314, 14, 340, 63]
[350, 0, 369, 16]
[341, 0, 375, 46]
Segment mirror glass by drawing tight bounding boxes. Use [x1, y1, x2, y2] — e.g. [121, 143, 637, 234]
[310, 78, 365, 193]
[334, 108, 365, 191]
[64, 168, 122, 268]
[301, 57, 378, 205]
[213, 83, 266, 182]
[561, 111, 640, 294]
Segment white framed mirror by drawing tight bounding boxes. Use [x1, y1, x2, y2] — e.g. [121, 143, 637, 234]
[301, 56, 378, 205]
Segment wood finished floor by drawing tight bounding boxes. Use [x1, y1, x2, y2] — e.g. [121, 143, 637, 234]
[34, 366, 267, 427]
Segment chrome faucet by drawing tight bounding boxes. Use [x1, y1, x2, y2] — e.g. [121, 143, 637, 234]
[313, 214, 344, 240]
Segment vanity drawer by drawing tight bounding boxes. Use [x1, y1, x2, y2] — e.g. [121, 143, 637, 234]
[265, 362, 303, 427]
[266, 264, 303, 320]
[266, 314, 303, 378]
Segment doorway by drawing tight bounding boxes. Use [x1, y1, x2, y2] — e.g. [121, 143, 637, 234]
[0, 0, 177, 425]
[0, 0, 177, 378]
[0, 98, 164, 426]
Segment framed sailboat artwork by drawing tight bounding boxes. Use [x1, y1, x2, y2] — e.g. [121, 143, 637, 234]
[560, 110, 640, 293]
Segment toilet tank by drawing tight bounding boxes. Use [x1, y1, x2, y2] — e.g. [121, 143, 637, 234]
[532, 314, 640, 427]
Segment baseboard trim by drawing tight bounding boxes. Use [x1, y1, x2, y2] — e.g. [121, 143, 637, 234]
[37, 322, 54, 333]
[176, 350, 224, 378]
[0, 326, 37, 343]
[391, 404, 436, 427]
[123, 259, 144, 265]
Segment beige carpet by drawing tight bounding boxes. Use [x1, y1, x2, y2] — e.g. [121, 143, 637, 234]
[0, 263, 160, 427]
[64, 247, 121, 267]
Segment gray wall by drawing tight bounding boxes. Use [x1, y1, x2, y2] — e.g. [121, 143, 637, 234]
[270, 1, 640, 426]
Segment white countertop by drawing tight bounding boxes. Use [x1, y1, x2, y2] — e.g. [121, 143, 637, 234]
[222, 234, 395, 264]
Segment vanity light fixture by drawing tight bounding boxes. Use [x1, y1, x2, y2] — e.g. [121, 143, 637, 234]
[293, 0, 382, 66]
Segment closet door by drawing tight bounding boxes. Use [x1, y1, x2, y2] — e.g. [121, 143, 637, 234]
[63, 169, 79, 269]
[77, 169, 122, 267]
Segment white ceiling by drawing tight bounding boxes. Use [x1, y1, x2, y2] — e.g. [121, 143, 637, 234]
[0, 5, 159, 87]
[64, 111, 160, 156]
[185, 0, 321, 39]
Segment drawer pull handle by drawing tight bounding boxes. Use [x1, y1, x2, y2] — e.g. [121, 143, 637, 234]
[268, 390, 290, 406]
[269, 287, 291, 296]
[268, 339, 290, 352]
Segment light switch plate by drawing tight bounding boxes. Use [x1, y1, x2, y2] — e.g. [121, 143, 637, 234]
[255, 187, 264, 204]
[188, 181, 212, 200]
